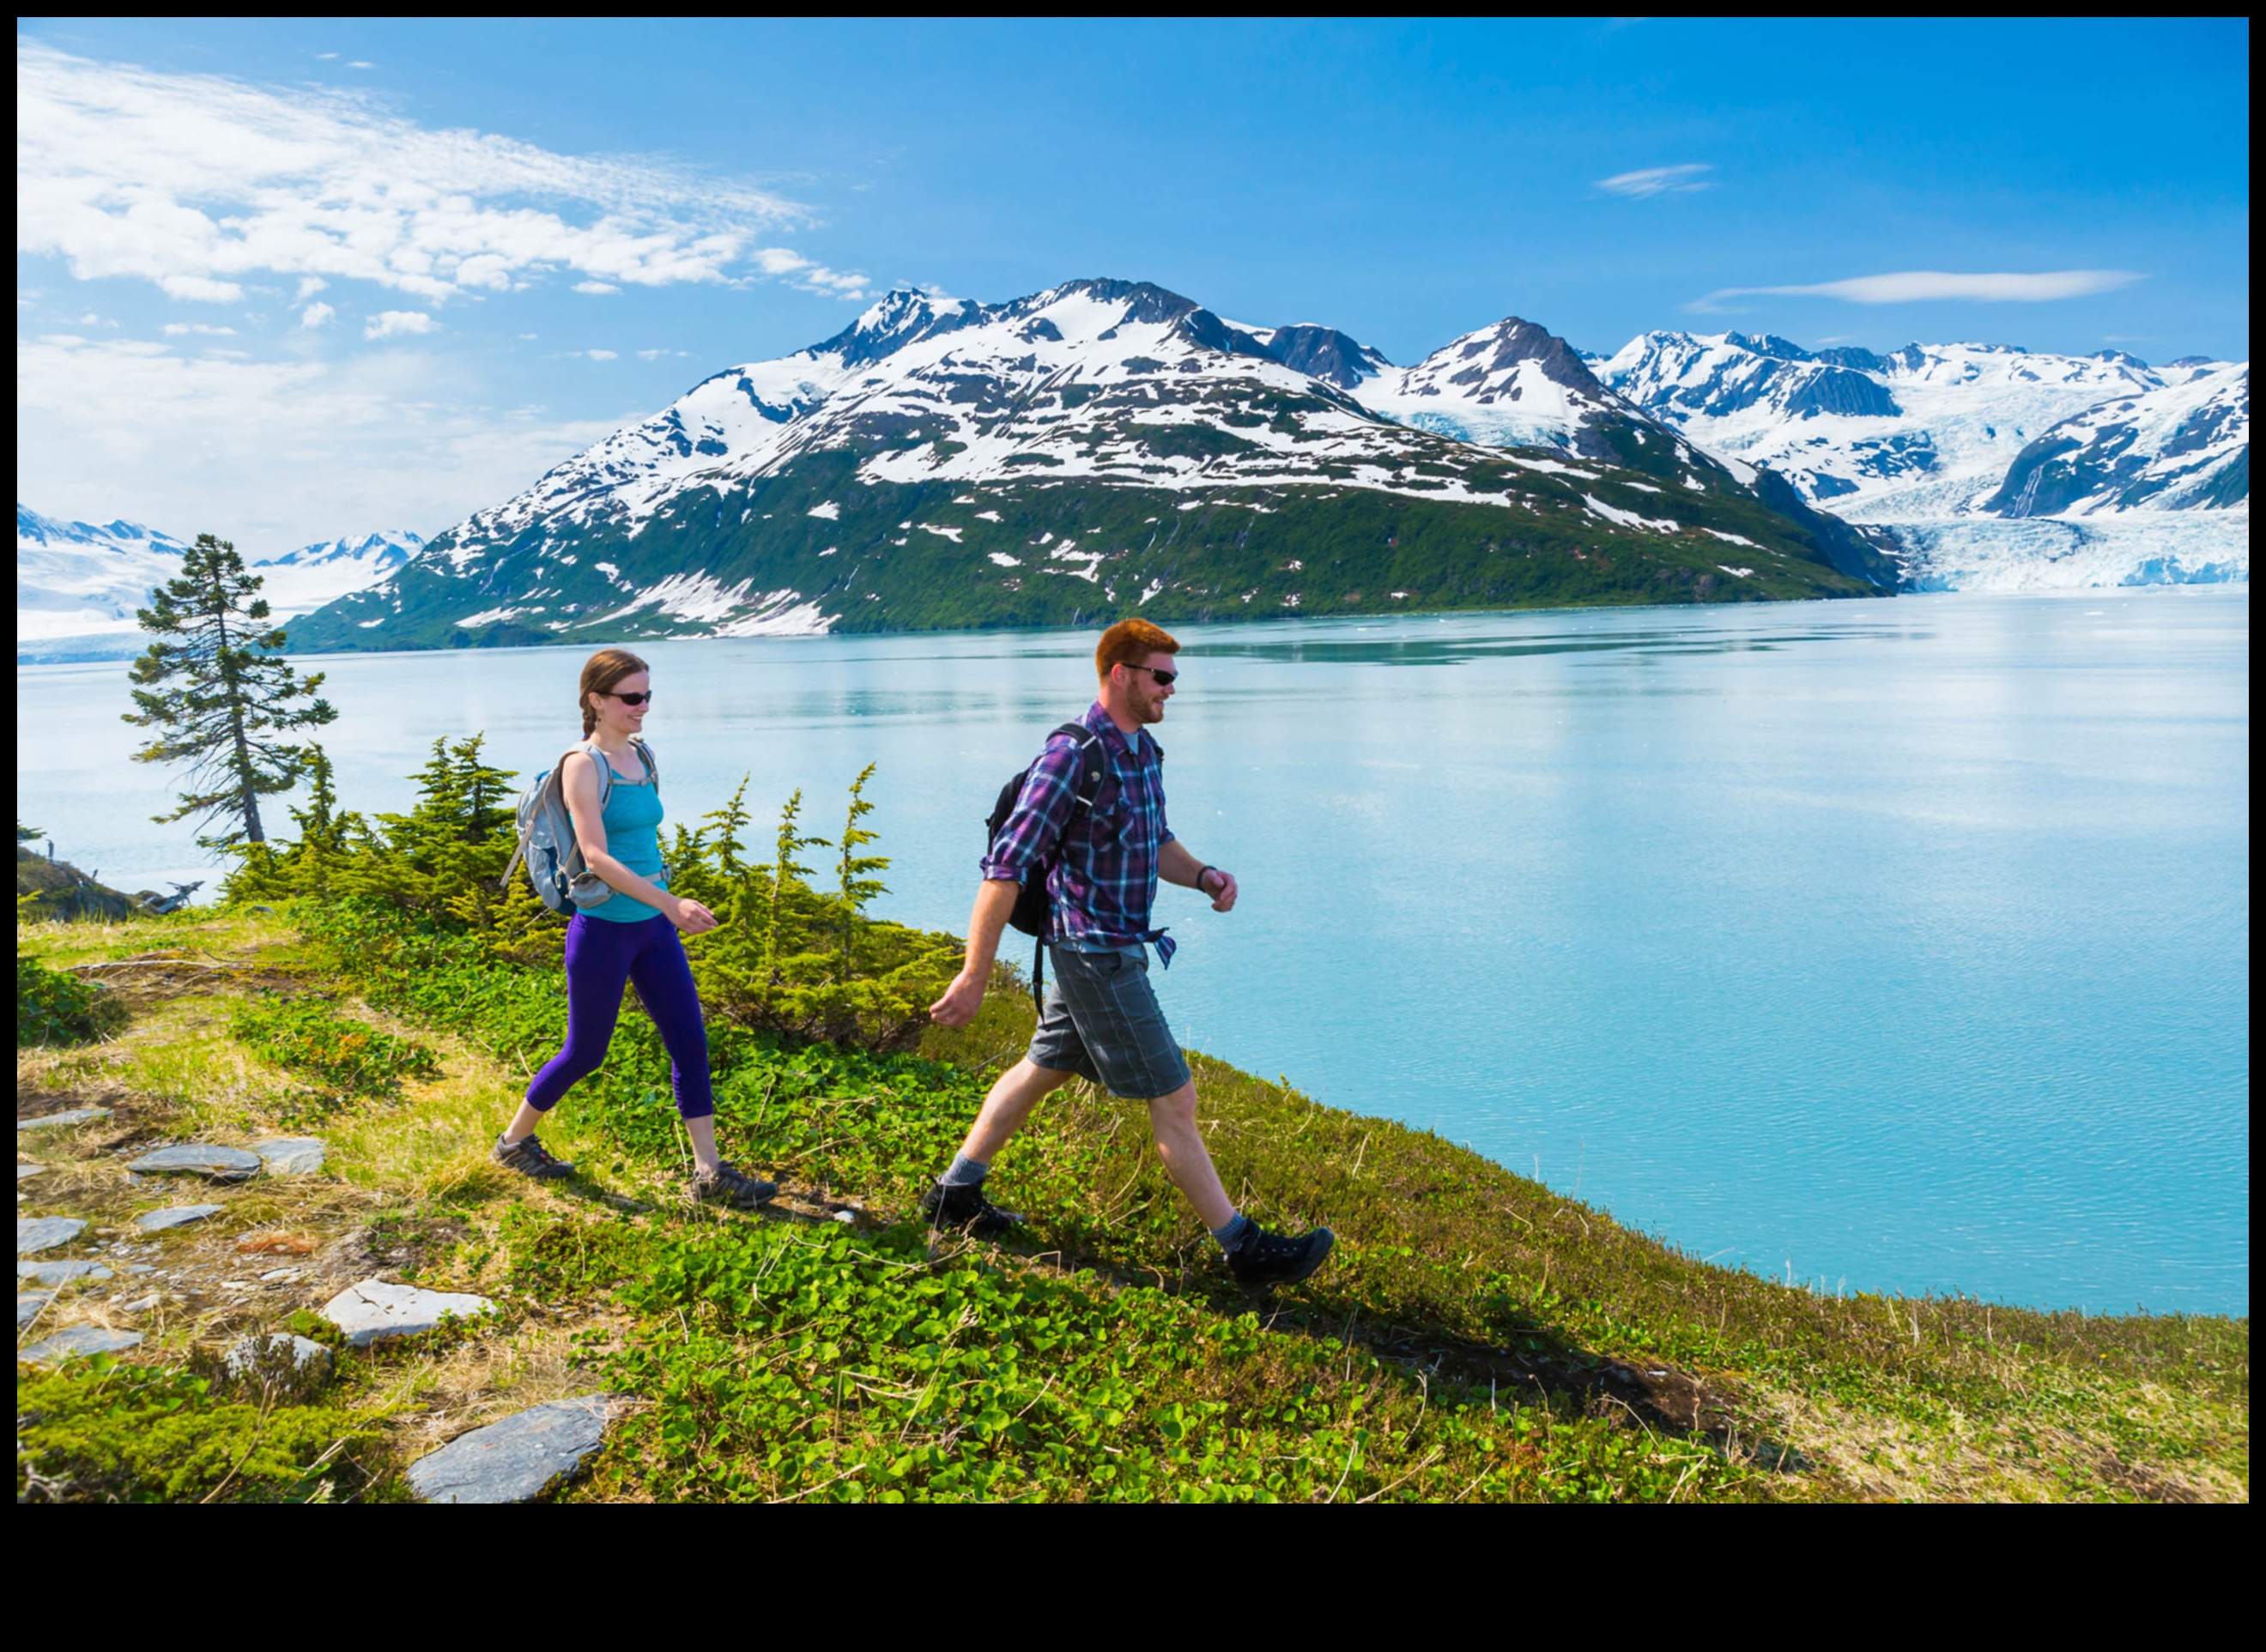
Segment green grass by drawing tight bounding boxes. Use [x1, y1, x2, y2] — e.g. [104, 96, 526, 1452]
[15, 906, 2247, 1502]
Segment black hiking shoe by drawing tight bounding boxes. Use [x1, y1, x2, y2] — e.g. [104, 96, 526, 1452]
[692, 1160, 779, 1209]
[921, 1179, 1023, 1240]
[1227, 1223, 1335, 1289]
[494, 1133, 573, 1181]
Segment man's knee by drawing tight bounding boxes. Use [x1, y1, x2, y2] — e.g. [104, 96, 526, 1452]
[1147, 1080, 1199, 1131]
[995, 1057, 1075, 1106]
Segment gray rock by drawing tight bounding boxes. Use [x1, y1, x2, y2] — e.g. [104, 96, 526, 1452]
[126, 1143, 262, 1180]
[17, 1107, 111, 1132]
[406, 1395, 614, 1504]
[21, 1324, 143, 1363]
[251, 1137, 326, 1175]
[118, 1293, 161, 1313]
[17, 1216, 87, 1254]
[17, 1163, 45, 1181]
[136, 1203, 226, 1232]
[17, 1259, 113, 1285]
[17, 1289, 56, 1328]
[319, 1278, 494, 1347]
[224, 1333, 334, 1378]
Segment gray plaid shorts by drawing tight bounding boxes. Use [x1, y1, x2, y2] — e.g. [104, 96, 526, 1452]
[1027, 945, 1193, 1100]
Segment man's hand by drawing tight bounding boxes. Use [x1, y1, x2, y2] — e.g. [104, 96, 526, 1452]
[1199, 867, 1239, 913]
[929, 968, 987, 1028]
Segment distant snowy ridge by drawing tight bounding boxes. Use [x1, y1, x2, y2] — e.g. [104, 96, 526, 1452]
[1595, 333, 2247, 587]
[17, 504, 425, 660]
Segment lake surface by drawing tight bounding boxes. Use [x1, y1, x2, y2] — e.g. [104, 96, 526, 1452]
[19, 590, 2250, 1315]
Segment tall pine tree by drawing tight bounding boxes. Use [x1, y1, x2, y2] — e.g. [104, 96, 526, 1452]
[124, 534, 336, 847]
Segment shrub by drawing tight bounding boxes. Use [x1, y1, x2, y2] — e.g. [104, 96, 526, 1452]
[16, 953, 125, 1046]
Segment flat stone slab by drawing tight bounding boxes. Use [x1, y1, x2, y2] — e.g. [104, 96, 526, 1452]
[127, 1143, 262, 1180]
[225, 1333, 334, 1378]
[17, 1289, 57, 1328]
[251, 1136, 326, 1175]
[22, 1324, 144, 1363]
[406, 1395, 614, 1504]
[136, 1203, 225, 1232]
[18, 1259, 113, 1286]
[18, 1216, 87, 1255]
[17, 1163, 45, 1181]
[18, 1107, 110, 1132]
[319, 1278, 494, 1347]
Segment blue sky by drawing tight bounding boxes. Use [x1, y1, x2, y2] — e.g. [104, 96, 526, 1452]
[17, 18, 2251, 548]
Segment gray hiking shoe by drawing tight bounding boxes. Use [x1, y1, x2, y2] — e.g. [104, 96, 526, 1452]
[692, 1159, 778, 1209]
[494, 1132, 573, 1181]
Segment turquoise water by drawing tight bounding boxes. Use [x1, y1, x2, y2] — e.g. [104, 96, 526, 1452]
[20, 590, 2250, 1314]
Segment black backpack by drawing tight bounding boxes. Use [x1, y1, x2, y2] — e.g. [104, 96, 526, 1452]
[987, 722, 1109, 1003]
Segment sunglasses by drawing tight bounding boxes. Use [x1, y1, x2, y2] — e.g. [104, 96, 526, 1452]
[1127, 666, 1178, 687]
[605, 690, 653, 707]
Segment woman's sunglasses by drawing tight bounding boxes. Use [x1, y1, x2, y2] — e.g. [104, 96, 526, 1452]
[606, 690, 653, 707]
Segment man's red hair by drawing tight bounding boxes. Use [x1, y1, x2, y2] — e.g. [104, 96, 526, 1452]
[1095, 618, 1179, 680]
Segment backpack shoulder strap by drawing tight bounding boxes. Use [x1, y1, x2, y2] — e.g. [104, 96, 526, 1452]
[628, 735, 657, 790]
[1045, 721, 1109, 838]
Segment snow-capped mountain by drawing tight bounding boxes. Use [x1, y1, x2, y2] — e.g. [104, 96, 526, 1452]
[16, 506, 192, 644]
[17, 505, 426, 661]
[1987, 368, 2249, 517]
[1595, 334, 2248, 588]
[252, 529, 425, 616]
[294, 279, 1897, 651]
[1355, 317, 1645, 458]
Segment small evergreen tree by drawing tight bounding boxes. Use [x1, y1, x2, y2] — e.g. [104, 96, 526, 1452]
[764, 789, 827, 998]
[123, 535, 336, 847]
[834, 764, 888, 975]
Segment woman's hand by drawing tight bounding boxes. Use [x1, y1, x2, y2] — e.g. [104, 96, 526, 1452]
[670, 897, 720, 935]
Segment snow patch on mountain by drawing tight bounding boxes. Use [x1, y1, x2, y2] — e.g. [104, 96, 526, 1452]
[1356, 317, 1640, 457]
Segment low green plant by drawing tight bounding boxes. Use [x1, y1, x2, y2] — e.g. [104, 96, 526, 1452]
[17, 1355, 383, 1504]
[229, 991, 441, 1101]
[16, 951, 125, 1046]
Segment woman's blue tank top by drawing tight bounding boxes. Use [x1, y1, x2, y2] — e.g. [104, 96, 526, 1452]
[585, 747, 667, 923]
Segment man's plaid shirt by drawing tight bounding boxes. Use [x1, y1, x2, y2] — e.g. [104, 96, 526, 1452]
[982, 700, 1178, 957]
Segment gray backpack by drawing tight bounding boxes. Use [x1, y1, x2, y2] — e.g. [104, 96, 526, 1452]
[500, 737, 658, 914]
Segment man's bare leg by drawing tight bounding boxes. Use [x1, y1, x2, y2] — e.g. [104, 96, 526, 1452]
[1146, 1080, 1234, 1231]
[958, 1057, 1076, 1166]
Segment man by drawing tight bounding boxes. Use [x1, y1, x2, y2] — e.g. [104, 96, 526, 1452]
[926, 618, 1335, 1288]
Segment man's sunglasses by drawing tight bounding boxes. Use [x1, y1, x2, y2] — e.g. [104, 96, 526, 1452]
[1126, 666, 1177, 687]
[605, 690, 653, 707]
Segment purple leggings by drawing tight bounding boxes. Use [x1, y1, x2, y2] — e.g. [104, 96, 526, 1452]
[524, 911, 714, 1121]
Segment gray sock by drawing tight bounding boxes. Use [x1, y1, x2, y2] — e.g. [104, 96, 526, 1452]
[1210, 1212, 1253, 1254]
[941, 1153, 990, 1189]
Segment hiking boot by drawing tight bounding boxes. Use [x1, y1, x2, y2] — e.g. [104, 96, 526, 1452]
[921, 1179, 1023, 1240]
[494, 1132, 573, 1181]
[1227, 1223, 1335, 1289]
[692, 1159, 778, 1209]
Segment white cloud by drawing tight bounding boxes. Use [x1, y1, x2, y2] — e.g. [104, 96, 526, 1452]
[753, 245, 871, 299]
[365, 309, 437, 338]
[1596, 164, 1713, 199]
[637, 348, 688, 360]
[161, 322, 237, 336]
[300, 301, 336, 329]
[573, 280, 621, 294]
[17, 42, 863, 304]
[1695, 269, 2146, 311]
[296, 275, 328, 298]
[577, 348, 618, 361]
[18, 330, 625, 551]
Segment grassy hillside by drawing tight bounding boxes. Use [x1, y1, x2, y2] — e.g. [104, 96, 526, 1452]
[17, 905, 2245, 1503]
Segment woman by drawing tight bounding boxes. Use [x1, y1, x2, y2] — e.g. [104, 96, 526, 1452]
[492, 648, 776, 1207]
